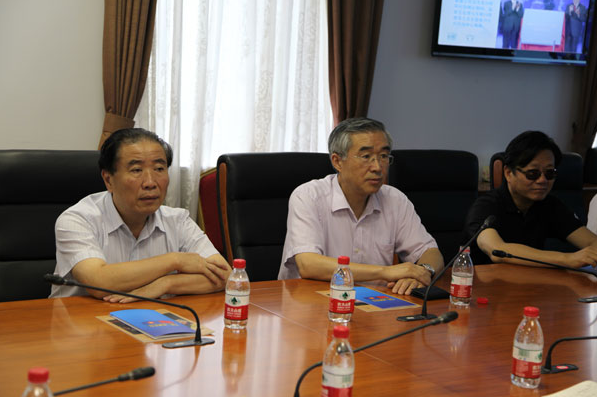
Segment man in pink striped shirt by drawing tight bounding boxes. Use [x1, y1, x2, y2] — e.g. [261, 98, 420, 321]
[278, 118, 443, 295]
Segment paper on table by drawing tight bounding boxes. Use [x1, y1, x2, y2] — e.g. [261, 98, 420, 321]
[544, 380, 597, 397]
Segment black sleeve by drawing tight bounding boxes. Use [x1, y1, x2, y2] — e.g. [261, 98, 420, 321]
[464, 194, 501, 265]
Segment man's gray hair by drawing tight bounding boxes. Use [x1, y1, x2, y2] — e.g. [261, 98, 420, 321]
[328, 117, 392, 158]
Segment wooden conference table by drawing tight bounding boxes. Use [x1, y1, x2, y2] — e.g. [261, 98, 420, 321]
[1, 264, 596, 396]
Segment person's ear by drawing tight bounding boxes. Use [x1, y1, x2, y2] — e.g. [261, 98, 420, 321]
[504, 166, 514, 183]
[101, 169, 114, 193]
[331, 153, 343, 173]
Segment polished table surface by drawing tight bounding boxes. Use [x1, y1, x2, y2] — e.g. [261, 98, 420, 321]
[1, 264, 596, 396]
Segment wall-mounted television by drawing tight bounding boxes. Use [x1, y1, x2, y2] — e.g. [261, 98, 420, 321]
[432, 0, 596, 65]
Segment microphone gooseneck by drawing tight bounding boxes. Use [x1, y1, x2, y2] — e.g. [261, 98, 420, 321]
[541, 336, 597, 374]
[492, 249, 597, 302]
[292, 311, 457, 397]
[53, 367, 155, 396]
[44, 274, 214, 348]
[491, 250, 596, 275]
[397, 215, 495, 322]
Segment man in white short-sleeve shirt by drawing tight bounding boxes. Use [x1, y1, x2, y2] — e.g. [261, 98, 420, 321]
[50, 128, 230, 301]
[278, 118, 444, 295]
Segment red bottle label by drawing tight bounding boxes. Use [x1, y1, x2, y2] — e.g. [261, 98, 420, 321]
[450, 275, 472, 298]
[321, 368, 353, 397]
[224, 293, 249, 320]
[320, 386, 352, 397]
[225, 304, 248, 320]
[329, 289, 355, 314]
[512, 346, 542, 378]
[450, 284, 472, 298]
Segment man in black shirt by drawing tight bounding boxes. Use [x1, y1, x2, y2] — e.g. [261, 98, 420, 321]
[465, 131, 597, 268]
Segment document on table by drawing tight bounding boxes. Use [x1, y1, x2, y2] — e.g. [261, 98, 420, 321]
[544, 380, 597, 397]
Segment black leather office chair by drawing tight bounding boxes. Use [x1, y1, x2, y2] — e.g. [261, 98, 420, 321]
[217, 152, 335, 281]
[0, 150, 105, 301]
[489, 151, 585, 252]
[388, 150, 479, 260]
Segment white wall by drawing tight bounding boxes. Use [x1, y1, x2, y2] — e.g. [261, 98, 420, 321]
[368, 1, 584, 172]
[0, 0, 584, 165]
[0, 0, 104, 150]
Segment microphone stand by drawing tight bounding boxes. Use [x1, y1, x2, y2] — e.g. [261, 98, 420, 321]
[397, 215, 495, 322]
[293, 312, 458, 397]
[44, 274, 214, 348]
[541, 336, 597, 374]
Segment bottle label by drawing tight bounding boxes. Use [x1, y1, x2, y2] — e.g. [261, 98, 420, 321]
[450, 275, 472, 298]
[329, 288, 355, 314]
[511, 346, 542, 379]
[321, 368, 353, 397]
[224, 293, 249, 321]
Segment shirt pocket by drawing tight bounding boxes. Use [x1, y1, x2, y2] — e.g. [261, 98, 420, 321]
[373, 241, 395, 266]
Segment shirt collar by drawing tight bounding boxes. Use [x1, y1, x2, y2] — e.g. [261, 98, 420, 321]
[499, 182, 545, 215]
[330, 174, 382, 217]
[102, 192, 166, 238]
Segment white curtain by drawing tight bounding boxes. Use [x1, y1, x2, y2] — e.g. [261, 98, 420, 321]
[135, 0, 332, 219]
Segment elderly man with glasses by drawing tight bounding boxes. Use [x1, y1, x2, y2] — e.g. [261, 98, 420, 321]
[277, 117, 444, 295]
[465, 130, 597, 268]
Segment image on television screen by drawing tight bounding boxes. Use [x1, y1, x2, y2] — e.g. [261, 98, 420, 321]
[433, 0, 595, 65]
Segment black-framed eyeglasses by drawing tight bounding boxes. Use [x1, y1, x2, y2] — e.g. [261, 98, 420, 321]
[516, 167, 557, 181]
[352, 153, 394, 165]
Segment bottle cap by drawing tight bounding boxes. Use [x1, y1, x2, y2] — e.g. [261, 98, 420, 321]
[337, 256, 350, 265]
[523, 306, 539, 317]
[476, 297, 489, 305]
[459, 246, 471, 254]
[28, 367, 49, 383]
[233, 259, 246, 269]
[333, 325, 349, 339]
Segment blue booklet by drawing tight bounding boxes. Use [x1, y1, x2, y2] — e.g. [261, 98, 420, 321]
[110, 309, 195, 339]
[355, 287, 417, 309]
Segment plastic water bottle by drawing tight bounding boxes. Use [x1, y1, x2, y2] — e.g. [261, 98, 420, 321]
[22, 367, 53, 397]
[321, 325, 354, 397]
[328, 256, 355, 323]
[224, 259, 250, 330]
[511, 306, 544, 389]
[450, 247, 473, 307]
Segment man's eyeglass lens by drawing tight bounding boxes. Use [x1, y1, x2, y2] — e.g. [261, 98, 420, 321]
[355, 154, 394, 165]
[517, 168, 557, 180]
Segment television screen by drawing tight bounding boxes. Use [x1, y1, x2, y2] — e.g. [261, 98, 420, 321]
[432, 0, 596, 65]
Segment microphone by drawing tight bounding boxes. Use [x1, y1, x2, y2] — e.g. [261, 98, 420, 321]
[53, 366, 155, 395]
[541, 336, 597, 374]
[397, 215, 496, 322]
[118, 367, 156, 381]
[44, 274, 214, 348]
[293, 311, 458, 397]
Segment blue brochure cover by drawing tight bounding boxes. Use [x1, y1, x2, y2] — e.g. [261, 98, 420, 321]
[354, 287, 417, 309]
[580, 265, 597, 275]
[110, 309, 195, 339]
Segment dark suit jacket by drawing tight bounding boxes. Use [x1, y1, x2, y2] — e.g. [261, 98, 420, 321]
[566, 3, 588, 38]
[502, 1, 524, 33]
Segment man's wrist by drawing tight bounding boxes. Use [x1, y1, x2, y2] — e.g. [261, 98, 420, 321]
[417, 263, 435, 278]
[170, 252, 182, 273]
